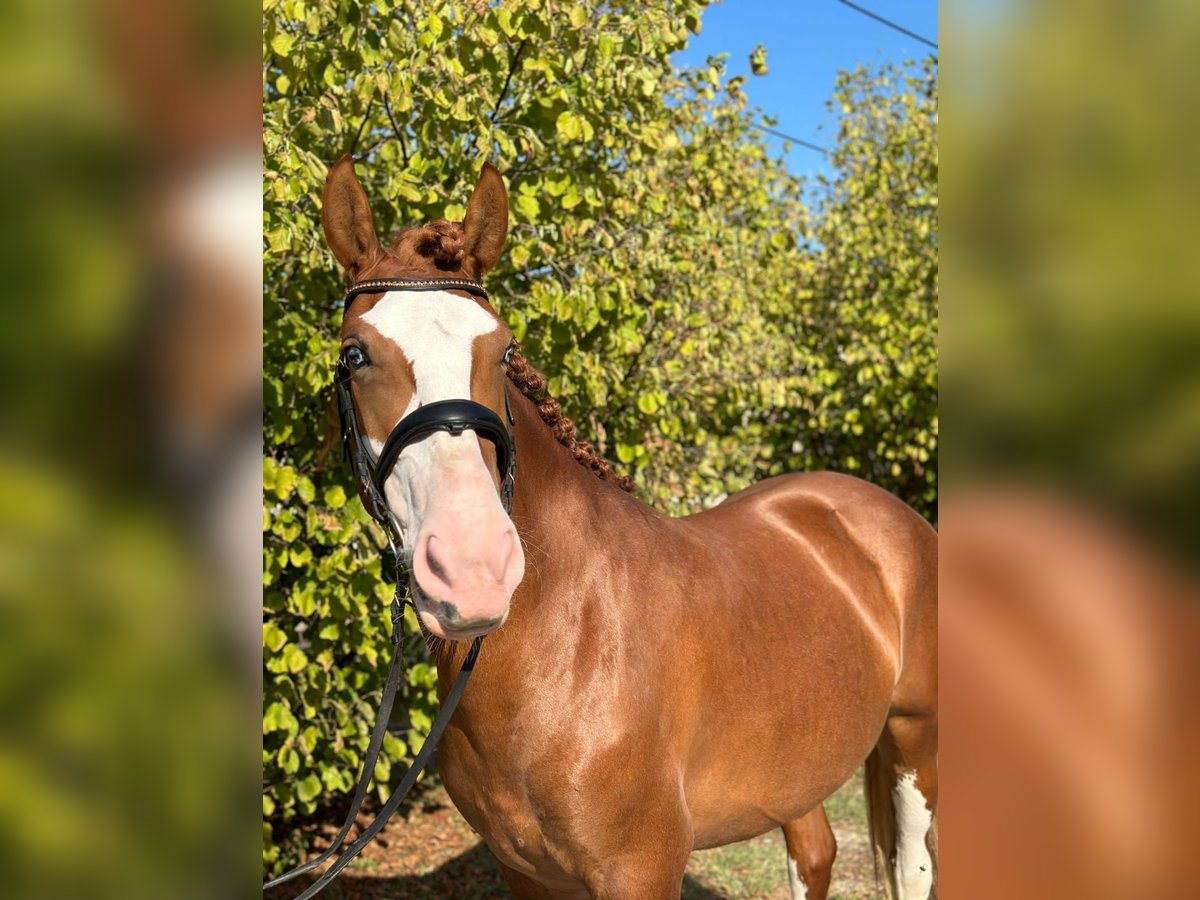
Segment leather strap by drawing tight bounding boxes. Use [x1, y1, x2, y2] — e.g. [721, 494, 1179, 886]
[262, 598, 410, 893]
[373, 399, 515, 501]
[273, 635, 483, 898]
[265, 614, 484, 897]
[344, 277, 490, 315]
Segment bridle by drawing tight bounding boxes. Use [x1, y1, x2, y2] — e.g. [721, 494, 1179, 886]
[264, 276, 517, 898]
[334, 277, 517, 543]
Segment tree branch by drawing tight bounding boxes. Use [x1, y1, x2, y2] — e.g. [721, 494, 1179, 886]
[348, 96, 374, 155]
[491, 38, 528, 123]
[383, 91, 408, 167]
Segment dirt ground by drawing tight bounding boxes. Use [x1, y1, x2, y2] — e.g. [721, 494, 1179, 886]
[277, 770, 882, 899]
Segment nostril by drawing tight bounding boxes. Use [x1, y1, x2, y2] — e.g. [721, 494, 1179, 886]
[489, 531, 514, 581]
[424, 535, 451, 585]
[500, 529, 525, 592]
[414, 524, 523, 605]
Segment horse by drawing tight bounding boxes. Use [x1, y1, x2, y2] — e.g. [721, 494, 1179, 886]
[319, 155, 938, 900]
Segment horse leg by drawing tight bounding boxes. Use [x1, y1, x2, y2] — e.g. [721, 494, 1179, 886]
[586, 854, 689, 900]
[865, 712, 938, 900]
[781, 803, 837, 899]
[497, 861, 577, 900]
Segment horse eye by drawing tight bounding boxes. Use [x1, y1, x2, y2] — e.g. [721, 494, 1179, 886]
[342, 345, 368, 370]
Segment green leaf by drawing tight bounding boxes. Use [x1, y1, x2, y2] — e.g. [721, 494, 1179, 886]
[263, 622, 287, 653]
[560, 186, 582, 210]
[297, 476, 316, 503]
[374, 757, 391, 783]
[324, 485, 347, 508]
[750, 44, 769, 76]
[271, 33, 297, 58]
[274, 467, 297, 501]
[283, 644, 307, 674]
[278, 746, 299, 774]
[556, 111, 585, 142]
[516, 194, 541, 221]
[263, 701, 298, 734]
[295, 774, 322, 803]
[496, 8, 517, 37]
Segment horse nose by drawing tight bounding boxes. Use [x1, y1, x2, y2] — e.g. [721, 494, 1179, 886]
[418, 530, 517, 591]
[411, 524, 524, 631]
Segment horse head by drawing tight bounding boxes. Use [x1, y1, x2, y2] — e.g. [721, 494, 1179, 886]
[322, 156, 524, 641]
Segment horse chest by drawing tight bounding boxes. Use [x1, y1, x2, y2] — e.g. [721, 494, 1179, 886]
[439, 735, 590, 883]
[438, 689, 673, 881]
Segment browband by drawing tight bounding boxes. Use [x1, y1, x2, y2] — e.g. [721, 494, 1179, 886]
[344, 277, 490, 314]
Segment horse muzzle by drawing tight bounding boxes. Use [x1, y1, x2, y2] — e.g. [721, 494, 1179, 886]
[410, 513, 524, 639]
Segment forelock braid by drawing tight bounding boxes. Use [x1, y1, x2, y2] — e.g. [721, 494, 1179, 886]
[408, 220, 466, 269]
[505, 348, 636, 493]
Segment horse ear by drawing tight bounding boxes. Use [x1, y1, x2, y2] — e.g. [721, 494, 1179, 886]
[462, 162, 508, 277]
[322, 155, 379, 280]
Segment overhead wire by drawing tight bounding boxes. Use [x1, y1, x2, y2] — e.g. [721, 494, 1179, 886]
[748, 1, 938, 155]
[835, 0, 939, 51]
[753, 121, 830, 156]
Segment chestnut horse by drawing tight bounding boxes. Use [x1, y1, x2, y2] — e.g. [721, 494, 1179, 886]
[321, 156, 938, 899]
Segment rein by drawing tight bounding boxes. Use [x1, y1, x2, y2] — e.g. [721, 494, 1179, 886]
[264, 276, 513, 897]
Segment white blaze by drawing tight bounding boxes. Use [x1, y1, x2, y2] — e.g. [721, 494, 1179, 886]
[359, 290, 500, 538]
[893, 770, 934, 900]
[360, 289, 498, 407]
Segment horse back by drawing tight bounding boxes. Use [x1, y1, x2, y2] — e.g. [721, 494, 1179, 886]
[705, 470, 936, 658]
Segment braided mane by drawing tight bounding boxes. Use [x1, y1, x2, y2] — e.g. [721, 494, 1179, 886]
[505, 349, 635, 493]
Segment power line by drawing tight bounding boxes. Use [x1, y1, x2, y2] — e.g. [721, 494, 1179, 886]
[835, 0, 938, 50]
[753, 121, 831, 156]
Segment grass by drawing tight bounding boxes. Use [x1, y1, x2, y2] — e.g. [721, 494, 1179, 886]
[283, 769, 881, 898]
[684, 836, 791, 898]
[683, 769, 881, 900]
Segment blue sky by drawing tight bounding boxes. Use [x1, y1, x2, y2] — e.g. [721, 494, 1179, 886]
[674, 0, 938, 182]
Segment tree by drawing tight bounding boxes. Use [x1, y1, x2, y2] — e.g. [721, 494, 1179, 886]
[776, 60, 938, 519]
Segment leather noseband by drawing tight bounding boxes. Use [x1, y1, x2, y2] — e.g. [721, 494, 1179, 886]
[373, 398, 515, 508]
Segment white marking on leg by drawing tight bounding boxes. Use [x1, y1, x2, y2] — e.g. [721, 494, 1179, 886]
[786, 853, 808, 900]
[892, 770, 934, 900]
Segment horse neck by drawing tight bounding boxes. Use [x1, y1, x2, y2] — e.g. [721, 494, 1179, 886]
[430, 380, 645, 673]
[510, 383, 612, 543]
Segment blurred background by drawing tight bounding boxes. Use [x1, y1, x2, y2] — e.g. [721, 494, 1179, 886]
[942, 0, 1199, 897]
[0, 0, 1194, 896]
[0, 0, 260, 896]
